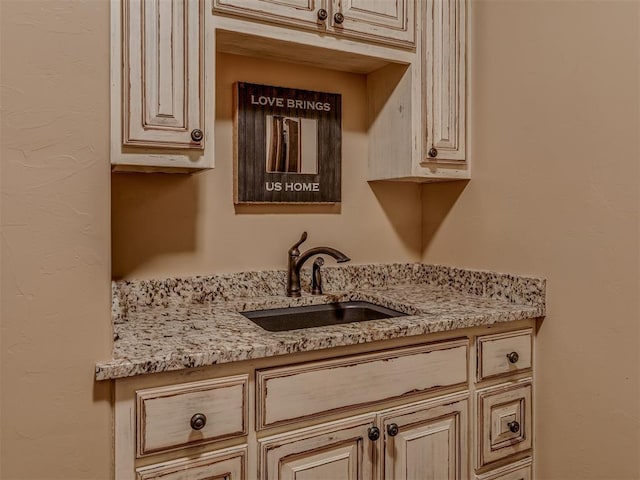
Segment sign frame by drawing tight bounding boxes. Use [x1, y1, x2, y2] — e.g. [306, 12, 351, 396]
[233, 82, 342, 204]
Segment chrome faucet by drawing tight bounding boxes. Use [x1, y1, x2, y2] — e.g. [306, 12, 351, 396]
[287, 232, 350, 297]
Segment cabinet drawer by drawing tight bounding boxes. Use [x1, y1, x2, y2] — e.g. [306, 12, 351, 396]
[477, 329, 532, 381]
[476, 457, 532, 480]
[477, 379, 532, 469]
[136, 375, 248, 457]
[136, 446, 247, 480]
[257, 339, 468, 429]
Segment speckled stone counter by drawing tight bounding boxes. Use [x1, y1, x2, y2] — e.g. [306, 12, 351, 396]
[96, 264, 545, 380]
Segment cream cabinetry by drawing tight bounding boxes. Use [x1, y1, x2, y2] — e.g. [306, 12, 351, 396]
[115, 323, 532, 480]
[111, 0, 468, 180]
[368, 0, 470, 182]
[111, 0, 214, 172]
[379, 394, 469, 479]
[256, 340, 468, 429]
[259, 414, 377, 480]
[423, 0, 467, 163]
[213, 0, 416, 49]
[259, 393, 468, 480]
[476, 458, 533, 480]
[136, 447, 247, 480]
[136, 376, 247, 456]
[474, 330, 534, 478]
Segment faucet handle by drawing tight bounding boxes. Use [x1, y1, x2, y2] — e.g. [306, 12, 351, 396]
[289, 231, 308, 255]
[312, 257, 324, 295]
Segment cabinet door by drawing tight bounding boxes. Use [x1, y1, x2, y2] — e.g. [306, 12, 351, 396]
[123, 0, 204, 149]
[379, 393, 469, 480]
[259, 414, 376, 480]
[331, 0, 415, 48]
[423, 0, 467, 162]
[136, 446, 246, 480]
[213, 0, 325, 29]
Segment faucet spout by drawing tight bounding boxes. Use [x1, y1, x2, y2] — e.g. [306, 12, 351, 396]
[286, 232, 350, 297]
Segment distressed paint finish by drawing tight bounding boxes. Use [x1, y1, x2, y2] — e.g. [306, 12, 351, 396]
[259, 414, 377, 480]
[136, 375, 248, 456]
[256, 339, 468, 428]
[476, 379, 533, 469]
[123, 0, 204, 149]
[378, 393, 469, 480]
[213, 0, 415, 48]
[135, 446, 247, 480]
[476, 329, 533, 381]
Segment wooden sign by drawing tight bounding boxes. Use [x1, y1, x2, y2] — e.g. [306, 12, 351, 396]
[234, 82, 342, 204]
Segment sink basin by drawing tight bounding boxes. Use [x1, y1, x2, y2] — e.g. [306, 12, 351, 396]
[241, 301, 407, 332]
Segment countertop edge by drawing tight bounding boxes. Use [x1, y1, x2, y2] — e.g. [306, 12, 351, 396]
[96, 305, 544, 381]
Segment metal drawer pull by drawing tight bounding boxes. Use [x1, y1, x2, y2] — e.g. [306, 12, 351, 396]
[506, 351, 519, 363]
[190, 129, 203, 142]
[190, 413, 207, 431]
[367, 426, 380, 441]
[387, 423, 399, 437]
[508, 421, 520, 433]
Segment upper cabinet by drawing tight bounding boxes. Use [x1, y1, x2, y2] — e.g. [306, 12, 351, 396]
[111, 0, 213, 172]
[368, 0, 469, 182]
[111, 0, 468, 180]
[213, 0, 416, 49]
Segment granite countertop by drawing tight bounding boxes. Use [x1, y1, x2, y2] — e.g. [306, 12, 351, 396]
[96, 264, 546, 380]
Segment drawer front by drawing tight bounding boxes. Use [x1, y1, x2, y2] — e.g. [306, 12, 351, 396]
[136, 445, 247, 480]
[476, 458, 532, 480]
[257, 339, 468, 429]
[477, 329, 532, 381]
[477, 379, 532, 469]
[137, 375, 248, 457]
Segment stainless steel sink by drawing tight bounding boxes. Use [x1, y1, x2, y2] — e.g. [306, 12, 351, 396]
[241, 301, 407, 332]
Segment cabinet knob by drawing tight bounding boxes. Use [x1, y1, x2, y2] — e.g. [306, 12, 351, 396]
[387, 423, 399, 437]
[190, 413, 207, 431]
[507, 421, 520, 433]
[367, 426, 380, 441]
[317, 8, 328, 21]
[334, 12, 344, 24]
[428, 147, 438, 158]
[506, 351, 519, 364]
[191, 129, 203, 142]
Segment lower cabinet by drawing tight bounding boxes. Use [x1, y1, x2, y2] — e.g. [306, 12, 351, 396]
[380, 394, 469, 480]
[135, 446, 247, 480]
[260, 393, 468, 480]
[260, 414, 377, 480]
[476, 457, 532, 480]
[114, 322, 536, 480]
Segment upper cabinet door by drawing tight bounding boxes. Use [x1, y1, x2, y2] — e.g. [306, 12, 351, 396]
[213, 0, 326, 27]
[213, 0, 415, 48]
[423, 0, 467, 162]
[331, 0, 416, 48]
[123, 0, 204, 149]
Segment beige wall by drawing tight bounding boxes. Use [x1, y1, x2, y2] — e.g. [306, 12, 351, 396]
[0, 1, 113, 479]
[423, 1, 640, 478]
[112, 53, 422, 279]
[2, 0, 639, 479]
